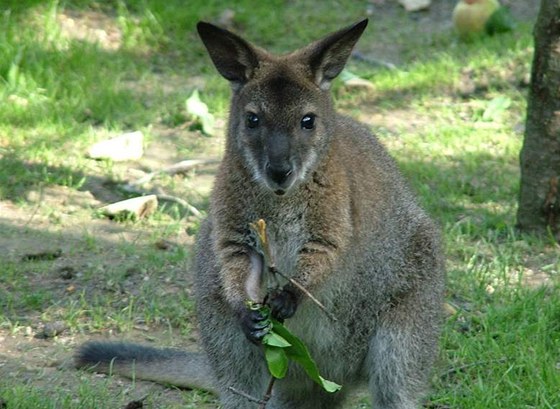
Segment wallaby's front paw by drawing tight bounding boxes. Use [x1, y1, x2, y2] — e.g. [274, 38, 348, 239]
[266, 286, 299, 320]
[239, 306, 271, 344]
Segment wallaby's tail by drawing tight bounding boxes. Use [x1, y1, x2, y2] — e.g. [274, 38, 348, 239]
[75, 341, 217, 394]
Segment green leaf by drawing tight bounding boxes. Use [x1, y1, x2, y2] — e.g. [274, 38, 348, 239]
[264, 346, 289, 379]
[339, 69, 359, 83]
[186, 89, 215, 136]
[318, 376, 343, 393]
[339, 69, 374, 89]
[482, 96, 511, 122]
[263, 331, 292, 348]
[485, 6, 516, 35]
[248, 302, 342, 392]
[270, 319, 342, 393]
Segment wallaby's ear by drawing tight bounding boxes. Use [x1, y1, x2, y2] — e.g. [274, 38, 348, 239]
[197, 22, 260, 88]
[304, 19, 368, 90]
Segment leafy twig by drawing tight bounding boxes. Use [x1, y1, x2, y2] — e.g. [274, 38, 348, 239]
[235, 219, 340, 407]
[250, 219, 337, 322]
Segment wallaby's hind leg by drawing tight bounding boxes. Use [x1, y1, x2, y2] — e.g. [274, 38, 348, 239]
[366, 281, 442, 409]
[268, 398, 338, 409]
[366, 223, 444, 409]
[266, 375, 348, 409]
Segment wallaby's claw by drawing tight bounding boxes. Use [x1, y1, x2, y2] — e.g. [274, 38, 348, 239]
[266, 286, 299, 321]
[239, 307, 271, 344]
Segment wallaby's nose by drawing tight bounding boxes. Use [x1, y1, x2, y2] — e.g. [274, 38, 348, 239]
[265, 162, 293, 186]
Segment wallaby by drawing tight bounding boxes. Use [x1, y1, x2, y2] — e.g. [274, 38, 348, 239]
[76, 19, 445, 409]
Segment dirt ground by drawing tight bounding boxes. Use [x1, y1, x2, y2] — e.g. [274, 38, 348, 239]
[0, 1, 542, 408]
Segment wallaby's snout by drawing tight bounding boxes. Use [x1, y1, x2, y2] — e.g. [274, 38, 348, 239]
[265, 161, 294, 195]
[262, 131, 297, 194]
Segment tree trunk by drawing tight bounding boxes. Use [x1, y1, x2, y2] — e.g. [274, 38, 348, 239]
[517, 0, 560, 237]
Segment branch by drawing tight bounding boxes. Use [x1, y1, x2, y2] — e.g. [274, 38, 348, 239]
[128, 158, 219, 187]
[351, 50, 397, 70]
[227, 386, 267, 405]
[258, 377, 276, 409]
[153, 188, 203, 218]
[249, 219, 273, 268]
[119, 158, 217, 219]
[270, 266, 338, 322]
[120, 184, 203, 218]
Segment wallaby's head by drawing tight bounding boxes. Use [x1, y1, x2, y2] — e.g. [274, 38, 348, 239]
[197, 19, 368, 195]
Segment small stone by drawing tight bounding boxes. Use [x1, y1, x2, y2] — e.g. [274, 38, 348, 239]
[218, 9, 235, 27]
[443, 302, 457, 317]
[7, 94, 29, 107]
[87, 131, 144, 161]
[21, 249, 62, 261]
[35, 321, 67, 339]
[399, 0, 431, 12]
[155, 239, 175, 250]
[59, 266, 76, 280]
[99, 195, 158, 220]
[123, 397, 147, 409]
[343, 77, 375, 91]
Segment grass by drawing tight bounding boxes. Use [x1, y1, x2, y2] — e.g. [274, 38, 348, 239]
[0, 1, 558, 408]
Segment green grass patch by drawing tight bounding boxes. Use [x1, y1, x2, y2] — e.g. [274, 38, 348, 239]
[434, 287, 560, 408]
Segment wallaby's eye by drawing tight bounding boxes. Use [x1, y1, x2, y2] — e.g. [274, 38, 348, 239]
[246, 112, 260, 129]
[301, 114, 315, 130]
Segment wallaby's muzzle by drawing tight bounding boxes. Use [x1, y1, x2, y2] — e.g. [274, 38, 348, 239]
[265, 161, 295, 195]
[259, 130, 299, 195]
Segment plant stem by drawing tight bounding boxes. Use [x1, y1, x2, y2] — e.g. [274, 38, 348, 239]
[258, 377, 276, 409]
[270, 266, 338, 322]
